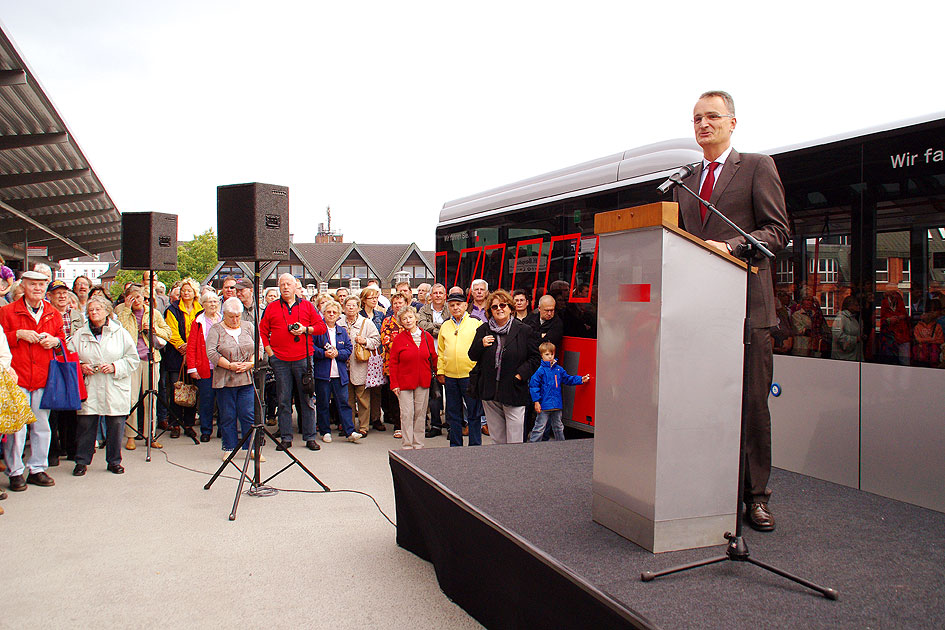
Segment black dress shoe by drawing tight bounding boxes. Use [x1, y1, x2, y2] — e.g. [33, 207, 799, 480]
[183, 427, 198, 440]
[48, 455, 60, 467]
[200, 434, 211, 443]
[372, 422, 386, 432]
[278, 440, 292, 450]
[72, 465, 87, 476]
[27, 471, 55, 487]
[425, 427, 442, 438]
[9, 474, 26, 491]
[305, 440, 321, 451]
[746, 503, 776, 532]
[107, 464, 125, 475]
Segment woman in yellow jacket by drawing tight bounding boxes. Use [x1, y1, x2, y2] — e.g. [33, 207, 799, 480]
[161, 278, 203, 439]
[436, 288, 482, 446]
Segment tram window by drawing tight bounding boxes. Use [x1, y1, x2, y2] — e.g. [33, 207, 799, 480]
[773, 232, 852, 360]
[511, 239, 544, 305]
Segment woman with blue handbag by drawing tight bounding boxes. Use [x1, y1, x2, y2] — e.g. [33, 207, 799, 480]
[69, 295, 140, 476]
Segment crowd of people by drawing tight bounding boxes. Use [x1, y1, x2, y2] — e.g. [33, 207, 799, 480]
[0, 262, 590, 516]
[772, 288, 945, 368]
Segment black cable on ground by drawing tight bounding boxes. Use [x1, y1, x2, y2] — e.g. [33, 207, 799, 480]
[156, 450, 396, 526]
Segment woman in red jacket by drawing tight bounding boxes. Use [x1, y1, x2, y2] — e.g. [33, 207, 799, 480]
[187, 292, 221, 441]
[388, 306, 437, 450]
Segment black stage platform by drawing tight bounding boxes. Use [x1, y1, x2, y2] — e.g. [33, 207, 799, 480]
[390, 439, 945, 630]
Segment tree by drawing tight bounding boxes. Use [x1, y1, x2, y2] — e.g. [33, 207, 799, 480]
[108, 228, 217, 299]
[177, 229, 219, 282]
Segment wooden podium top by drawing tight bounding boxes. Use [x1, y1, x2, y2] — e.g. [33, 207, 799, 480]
[595, 202, 749, 270]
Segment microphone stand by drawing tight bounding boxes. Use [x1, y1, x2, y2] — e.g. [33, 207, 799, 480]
[641, 178, 838, 600]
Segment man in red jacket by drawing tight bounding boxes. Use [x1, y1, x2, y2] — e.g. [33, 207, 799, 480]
[0, 271, 65, 491]
[259, 273, 326, 451]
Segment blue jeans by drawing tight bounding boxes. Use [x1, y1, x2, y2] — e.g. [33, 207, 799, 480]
[197, 377, 216, 437]
[529, 409, 565, 442]
[270, 356, 316, 441]
[444, 376, 481, 447]
[315, 378, 356, 437]
[215, 385, 255, 451]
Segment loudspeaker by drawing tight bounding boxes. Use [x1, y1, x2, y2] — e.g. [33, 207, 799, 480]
[121, 212, 178, 270]
[217, 182, 290, 261]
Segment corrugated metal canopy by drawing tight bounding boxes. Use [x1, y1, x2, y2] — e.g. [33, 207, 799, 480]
[0, 24, 121, 264]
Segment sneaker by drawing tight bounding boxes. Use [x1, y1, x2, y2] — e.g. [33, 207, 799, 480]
[393, 430, 402, 439]
[346, 432, 362, 443]
[321, 433, 332, 443]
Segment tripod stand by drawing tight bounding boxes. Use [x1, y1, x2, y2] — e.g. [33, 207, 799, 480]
[643, 176, 838, 600]
[124, 271, 169, 462]
[203, 261, 330, 520]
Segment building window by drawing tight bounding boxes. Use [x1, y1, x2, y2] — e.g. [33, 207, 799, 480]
[820, 291, 835, 316]
[808, 258, 838, 284]
[775, 259, 793, 284]
[876, 258, 889, 283]
[901, 259, 910, 284]
[402, 265, 430, 279]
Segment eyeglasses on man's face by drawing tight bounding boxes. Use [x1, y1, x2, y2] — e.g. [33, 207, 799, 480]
[692, 112, 734, 125]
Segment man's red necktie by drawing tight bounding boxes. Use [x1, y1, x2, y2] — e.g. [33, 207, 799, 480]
[699, 162, 718, 222]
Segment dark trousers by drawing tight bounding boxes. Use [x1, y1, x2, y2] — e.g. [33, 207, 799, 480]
[196, 377, 216, 437]
[444, 376, 481, 447]
[270, 356, 316, 441]
[76, 414, 123, 467]
[427, 380, 444, 430]
[157, 365, 168, 423]
[380, 381, 401, 428]
[49, 409, 78, 458]
[166, 371, 196, 428]
[315, 378, 356, 437]
[264, 369, 278, 419]
[744, 327, 774, 505]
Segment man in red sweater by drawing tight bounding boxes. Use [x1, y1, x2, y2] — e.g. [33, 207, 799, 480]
[259, 274, 326, 451]
[0, 271, 65, 491]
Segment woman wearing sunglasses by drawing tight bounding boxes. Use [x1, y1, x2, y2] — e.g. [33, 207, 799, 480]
[467, 289, 539, 444]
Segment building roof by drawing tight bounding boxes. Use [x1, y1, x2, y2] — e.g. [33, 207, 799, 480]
[0, 24, 122, 263]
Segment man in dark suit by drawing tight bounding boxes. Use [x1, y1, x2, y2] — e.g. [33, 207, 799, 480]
[676, 90, 789, 532]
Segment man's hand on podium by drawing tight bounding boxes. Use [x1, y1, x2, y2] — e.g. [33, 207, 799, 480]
[705, 239, 731, 254]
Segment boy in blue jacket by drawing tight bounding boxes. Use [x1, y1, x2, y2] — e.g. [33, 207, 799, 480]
[528, 341, 590, 442]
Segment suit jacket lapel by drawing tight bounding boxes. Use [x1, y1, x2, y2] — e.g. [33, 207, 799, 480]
[709, 150, 740, 207]
[680, 163, 704, 232]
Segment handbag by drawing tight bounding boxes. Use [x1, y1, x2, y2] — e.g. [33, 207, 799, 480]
[0, 369, 37, 433]
[173, 363, 198, 407]
[300, 332, 316, 397]
[354, 320, 371, 362]
[40, 345, 82, 410]
[364, 350, 387, 388]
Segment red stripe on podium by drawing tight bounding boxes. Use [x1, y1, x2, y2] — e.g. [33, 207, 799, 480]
[618, 284, 651, 302]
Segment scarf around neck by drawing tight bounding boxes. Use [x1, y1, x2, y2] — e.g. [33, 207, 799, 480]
[488, 317, 513, 380]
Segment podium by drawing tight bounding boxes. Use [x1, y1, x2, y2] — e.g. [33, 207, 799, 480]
[592, 202, 747, 553]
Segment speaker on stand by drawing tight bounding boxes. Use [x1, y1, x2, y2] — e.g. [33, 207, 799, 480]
[207, 183, 329, 520]
[119, 212, 185, 457]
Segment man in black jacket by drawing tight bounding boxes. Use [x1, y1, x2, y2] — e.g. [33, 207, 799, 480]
[523, 295, 563, 349]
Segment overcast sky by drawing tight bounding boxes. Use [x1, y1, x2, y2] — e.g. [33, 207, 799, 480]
[2, 1, 942, 251]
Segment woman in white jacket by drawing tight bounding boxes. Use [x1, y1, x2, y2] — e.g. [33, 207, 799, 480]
[68, 295, 140, 476]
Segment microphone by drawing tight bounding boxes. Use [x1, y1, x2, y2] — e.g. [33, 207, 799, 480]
[656, 163, 698, 195]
